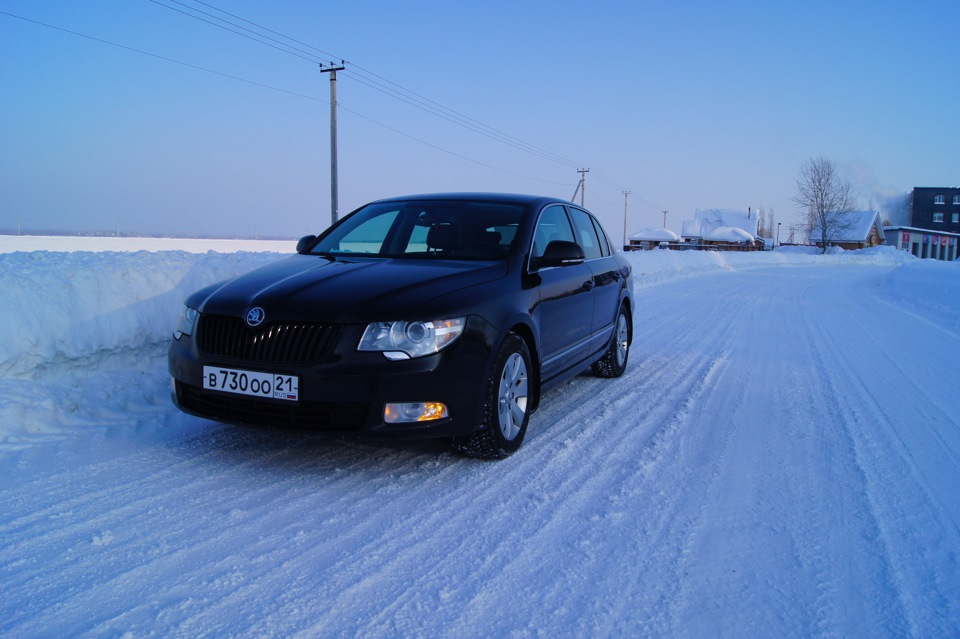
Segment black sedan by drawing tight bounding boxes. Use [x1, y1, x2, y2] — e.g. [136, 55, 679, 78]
[169, 193, 633, 457]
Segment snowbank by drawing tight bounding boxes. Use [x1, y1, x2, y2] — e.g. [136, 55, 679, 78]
[0, 249, 284, 378]
[0, 240, 936, 381]
[0, 235, 296, 254]
[624, 244, 919, 288]
[2, 238, 958, 638]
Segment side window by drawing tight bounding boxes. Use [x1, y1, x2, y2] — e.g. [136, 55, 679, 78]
[532, 205, 576, 259]
[405, 224, 429, 253]
[591, 216, 612, 256]
[569, 208, 603, 260]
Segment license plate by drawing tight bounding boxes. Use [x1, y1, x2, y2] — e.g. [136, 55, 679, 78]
[203, 366, 299, 402]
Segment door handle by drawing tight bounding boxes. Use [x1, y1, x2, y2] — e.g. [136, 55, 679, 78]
[582, 280, 596, 291]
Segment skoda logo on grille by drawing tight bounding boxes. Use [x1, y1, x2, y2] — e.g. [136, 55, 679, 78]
[245, 307, 266, 328]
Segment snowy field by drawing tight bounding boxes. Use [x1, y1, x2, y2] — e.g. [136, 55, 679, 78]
[1, 235, 958, 638]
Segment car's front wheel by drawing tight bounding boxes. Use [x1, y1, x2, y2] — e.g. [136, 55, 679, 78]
[455, 332, 532, 459]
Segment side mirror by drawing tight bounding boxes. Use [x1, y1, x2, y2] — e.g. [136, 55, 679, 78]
[296, 235, 317, 254]
[538, 240, 585, 268]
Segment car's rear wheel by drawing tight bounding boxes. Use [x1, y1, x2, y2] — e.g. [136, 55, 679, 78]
[455, 332, 531, 459]
[592, 305, 630, 378]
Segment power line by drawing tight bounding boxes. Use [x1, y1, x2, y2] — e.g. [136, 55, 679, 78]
[0, 10, 325, 102]
[340, 66, 583, 170]
[183, 0, 341, 60]
[150, 0, 658, 205]
[146, 0, 325, 64]
[149, 0, 582, 187]
[0, 10, 570, 190]
[164, 0, 583, 168]
[339, 73, 581, 169]
[4, 7, 653, 205]
[336, 103, 573, 186]
[150, 0, 587, 171]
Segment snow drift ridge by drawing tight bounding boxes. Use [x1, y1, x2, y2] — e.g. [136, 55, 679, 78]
[0, 244, 921, 379]
[0, 250, 283, 378]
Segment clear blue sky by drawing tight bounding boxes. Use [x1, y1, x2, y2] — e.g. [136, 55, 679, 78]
[2, 0, 957, 240]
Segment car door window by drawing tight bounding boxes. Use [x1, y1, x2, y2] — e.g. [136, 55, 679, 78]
[532, 205, 576, 261]
[591, 215, 612, 256]
[569, 208, 603, 260]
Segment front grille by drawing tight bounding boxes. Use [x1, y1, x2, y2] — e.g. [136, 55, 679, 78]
[177, 382, 369, 430]
[197, 314, 341, 365]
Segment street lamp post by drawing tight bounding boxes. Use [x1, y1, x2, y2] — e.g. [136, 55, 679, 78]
[777, 222, 781, 249]
[622, 191, 630, 251]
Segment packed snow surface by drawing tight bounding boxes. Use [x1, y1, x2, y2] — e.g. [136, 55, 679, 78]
[1, 236, 958, 638]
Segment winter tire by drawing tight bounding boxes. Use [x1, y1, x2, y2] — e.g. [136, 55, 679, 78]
[455, 332, 532, 459]
[592, 305, 630, 378]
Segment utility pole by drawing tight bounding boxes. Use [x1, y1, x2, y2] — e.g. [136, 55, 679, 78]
[622, 191, 631, 250]
[320, 61, 346, 227]
[577, 168, 589, 207]
[662, 210, 668, 228]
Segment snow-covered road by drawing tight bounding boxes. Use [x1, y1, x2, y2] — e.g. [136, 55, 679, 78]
[1, 246, 958, 638]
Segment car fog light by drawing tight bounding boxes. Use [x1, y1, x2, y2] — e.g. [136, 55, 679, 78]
[384, 402, 448, 424]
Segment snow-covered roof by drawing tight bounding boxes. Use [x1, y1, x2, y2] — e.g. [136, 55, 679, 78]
[704, 226, 755, 243]
[681, 209, 757, 240]
[629, 227, 679, 242]
[809, 211, 883, 243]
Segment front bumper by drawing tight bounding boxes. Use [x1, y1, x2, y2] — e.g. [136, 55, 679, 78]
[168, 315, 498, 440]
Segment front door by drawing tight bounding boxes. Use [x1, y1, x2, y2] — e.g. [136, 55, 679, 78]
[530, 205, 595, 383]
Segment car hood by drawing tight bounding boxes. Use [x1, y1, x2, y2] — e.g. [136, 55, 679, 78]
[190, 254, 509, 323]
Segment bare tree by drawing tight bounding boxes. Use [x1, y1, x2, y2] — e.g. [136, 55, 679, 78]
[791, 157, 859, 253]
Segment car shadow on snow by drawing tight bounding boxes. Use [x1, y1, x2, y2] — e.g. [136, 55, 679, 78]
[163, 412, 477, 475]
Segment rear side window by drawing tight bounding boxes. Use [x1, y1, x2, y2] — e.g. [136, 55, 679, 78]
[591, 215, 612, 256]
[569, 208, 603, 260]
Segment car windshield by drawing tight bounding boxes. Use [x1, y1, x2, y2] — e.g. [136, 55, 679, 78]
[309, 200, 525, 259]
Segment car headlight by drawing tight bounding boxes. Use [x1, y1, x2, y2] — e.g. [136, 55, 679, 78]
[174, 305, 200, 340]
[358, 318, 465, 360]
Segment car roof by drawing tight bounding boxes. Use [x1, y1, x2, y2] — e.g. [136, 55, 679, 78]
[368, 193, 567, 207]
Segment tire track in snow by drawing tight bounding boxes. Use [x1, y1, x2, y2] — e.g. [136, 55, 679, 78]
[801, 268, 960, 637]
[639, 277, 790, 636]
[1, 423, 469, 637]
[773, 273, 907, 638]
[655, 268, 918, 638]
[435, 274, 762, 637]
[3, 263, 959, 638]
[293, 276, 753, 637]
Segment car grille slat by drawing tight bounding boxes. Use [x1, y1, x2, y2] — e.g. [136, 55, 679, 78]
[197, 315, 340, 365]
